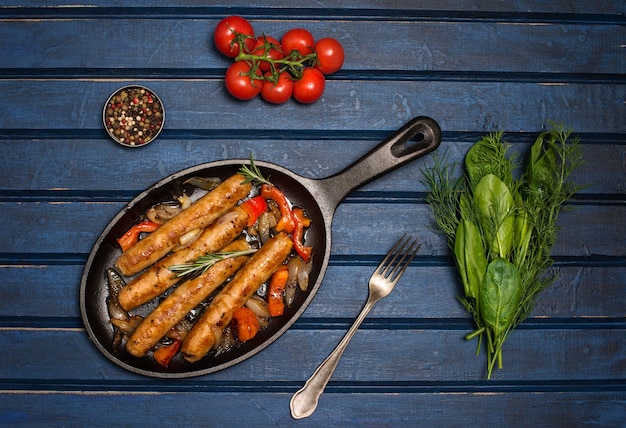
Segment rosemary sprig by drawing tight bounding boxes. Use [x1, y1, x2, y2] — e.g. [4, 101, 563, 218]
[239, 154, 272, 186]
[168, 249, 258, 278]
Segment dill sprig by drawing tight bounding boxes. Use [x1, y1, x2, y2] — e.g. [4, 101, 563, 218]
[421, 150, 463, 244]
[168, 249, 258, 278]
[239, 154, 272, 186]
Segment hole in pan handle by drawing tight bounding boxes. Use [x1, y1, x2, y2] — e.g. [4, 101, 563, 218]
[389, 116, 442, 158]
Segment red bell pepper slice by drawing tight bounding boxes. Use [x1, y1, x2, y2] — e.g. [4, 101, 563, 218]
[267, 265, 289, 317]
[240, 195, 268, 227]
[117, 220, 160, 252]
[153, 339, 181, 368]
[291, 207, 313, 262]
[232, 306, 260, 342]
[261, 184, 295, 233]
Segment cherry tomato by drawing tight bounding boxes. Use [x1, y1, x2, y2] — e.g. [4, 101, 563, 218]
[261, 71, 294, 104]
[252, 35, 284, 72]
[224, 61, 262, 100]
[314, 37, 344, 74]
[214, 16, 255, 58]
[293, 67, 325, 103]
[281, 28, 315, 56]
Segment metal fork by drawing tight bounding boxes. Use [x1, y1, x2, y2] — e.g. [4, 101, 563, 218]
[289, 234, 420, 419]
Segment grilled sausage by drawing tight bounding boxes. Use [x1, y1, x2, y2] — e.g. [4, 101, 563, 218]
[117, 207, 249, 311]
[116, 173, 252, 276]
[181, 232, 293, 363]
[125, 239, 252, 358]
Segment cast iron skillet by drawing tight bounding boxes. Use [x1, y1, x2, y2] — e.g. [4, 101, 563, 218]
[80, 116, 441, 378]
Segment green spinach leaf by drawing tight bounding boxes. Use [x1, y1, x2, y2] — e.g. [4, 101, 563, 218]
[479, 258, 522, 338]
[474, 174, 515, 259]
[454, 219, 488, 299]
[528, 131, 559, 190]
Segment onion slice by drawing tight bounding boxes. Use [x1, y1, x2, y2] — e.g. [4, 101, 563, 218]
[285, 257, 300, 307]
[146, 201, 183, 224]
[183, 176, 222, 191]
[297, 257, 312, 291]
[174, 227, 202, 251]
[245, 295, 271, 318]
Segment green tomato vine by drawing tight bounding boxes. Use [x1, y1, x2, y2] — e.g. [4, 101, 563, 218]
[230, 33, 319, 83]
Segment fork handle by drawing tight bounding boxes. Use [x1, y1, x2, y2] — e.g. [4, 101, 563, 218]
[290, 298, 376, 419]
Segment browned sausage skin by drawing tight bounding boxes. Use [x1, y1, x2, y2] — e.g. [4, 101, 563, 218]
[125, 239, 252, 358]
[181, 232, 293, 363]
[117, 206, 249, 311]
[116, 174, 252, 276]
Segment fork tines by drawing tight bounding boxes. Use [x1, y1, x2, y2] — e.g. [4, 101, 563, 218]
[377, 233, 421, 283]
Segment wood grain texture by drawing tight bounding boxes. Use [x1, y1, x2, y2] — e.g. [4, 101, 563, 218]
[0, 391, 623, 427]
[0, 81, 624, 133]
[1, 19, 623, 74]
[1, 328, 624, 381]
[0, 2, 624, 426]
[1, 140, 624, 194]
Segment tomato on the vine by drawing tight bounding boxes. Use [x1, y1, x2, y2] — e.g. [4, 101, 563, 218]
[252, 35, 284, 72]
[214, 16, 344, 104]
[293, 67, 325, 103]
[314, 38, 344, 75]
[261, 72, 294, 104]
[281, 28, 315, 56]
[224, 61, 262, 100]
[214, 16, 255, 58]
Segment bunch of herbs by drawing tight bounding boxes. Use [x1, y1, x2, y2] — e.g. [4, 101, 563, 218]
[422, 125, 584, 378]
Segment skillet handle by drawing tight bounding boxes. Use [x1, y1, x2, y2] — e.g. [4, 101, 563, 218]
[319, 116, 441, 211]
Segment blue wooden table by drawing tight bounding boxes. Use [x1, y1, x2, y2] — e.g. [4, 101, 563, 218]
[1, 2, 624, 426]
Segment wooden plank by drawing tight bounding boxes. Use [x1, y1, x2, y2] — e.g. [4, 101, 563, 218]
[0, 201, 623, 256]
[0, 390, 623, 427]
[332, 203, 626, 258]
[1, 20, 623, 74]
[0, 328, 624, 381]
[1, 0, 624, 15]
[0, 140, 623, 195]
[0, 81, 623, 133]
[1, 264, 624, 319]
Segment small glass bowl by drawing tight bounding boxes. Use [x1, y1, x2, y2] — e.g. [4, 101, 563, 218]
[103, 85, 165, 147]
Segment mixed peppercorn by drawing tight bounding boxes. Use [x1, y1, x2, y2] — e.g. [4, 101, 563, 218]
[104, 86, 164, 146]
